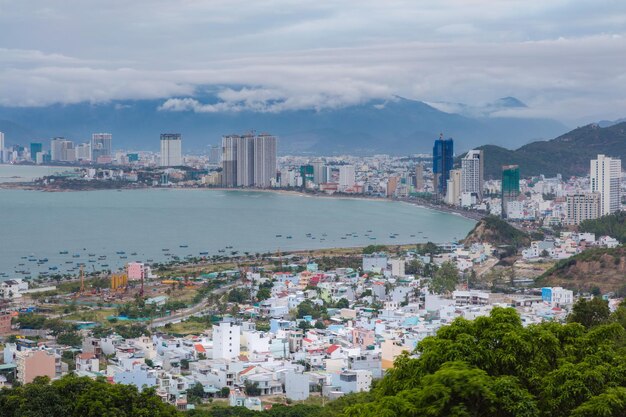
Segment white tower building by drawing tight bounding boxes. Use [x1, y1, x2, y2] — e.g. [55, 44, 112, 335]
[160, 133, 182, 167]
[591, 154, 621, 216]
[212, 320, 241, 360]
[461, 149, 484, 201]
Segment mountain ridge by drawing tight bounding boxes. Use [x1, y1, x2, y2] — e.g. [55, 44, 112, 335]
[0, 93, 567, 155]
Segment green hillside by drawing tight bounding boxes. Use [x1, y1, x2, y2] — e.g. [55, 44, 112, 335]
[460, 122, 626, 179]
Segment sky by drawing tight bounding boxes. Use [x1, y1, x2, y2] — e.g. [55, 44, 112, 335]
[1, 0, 625, 123]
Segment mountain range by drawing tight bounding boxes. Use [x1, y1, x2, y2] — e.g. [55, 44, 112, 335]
[466, 122, 626, 179]
[0, 93, 566, 155]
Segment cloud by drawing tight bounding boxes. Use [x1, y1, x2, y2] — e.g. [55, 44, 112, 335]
[0, 1, 625, 123]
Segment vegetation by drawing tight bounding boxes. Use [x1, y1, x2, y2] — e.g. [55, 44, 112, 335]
[343, 306, 626, 417]
[538, 246, 626, 293]
[458, 122, 626, 179]
[579, 211, 626, 243]
[0, 375, 178, 417]
[463, 215, 530, 249]
[430, 261, 460, 294]
[362, 245, 388, 255]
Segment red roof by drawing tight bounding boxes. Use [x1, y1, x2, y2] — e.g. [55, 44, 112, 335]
[326, 344, 340, 355]
[194, 344, 206, 353]
[240, 365, 256, 375]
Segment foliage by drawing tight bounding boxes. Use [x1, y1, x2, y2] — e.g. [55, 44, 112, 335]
[463, 215, 530, 249]
[567, 297, 611, 328]
[15, 313, 47, 329]
[0, 374, 179, 417]
[579, 211, 626, 243]
[57, 331, 82, 347]
[186, 382, 205, 404]
[296, 300, 326, 319]
[243, 380, 261, 396]
[430, 261, 460, 294]
[114, 324, 150, 339]
[227, 288, 251, 304]
[345, 307, 626, 417]
[362, 245, 388, 255]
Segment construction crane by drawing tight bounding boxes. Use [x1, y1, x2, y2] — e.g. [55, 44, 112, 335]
[79, 264, 85, 295]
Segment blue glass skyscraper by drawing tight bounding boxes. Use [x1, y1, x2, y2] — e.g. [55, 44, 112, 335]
[433, 135, 454, 197]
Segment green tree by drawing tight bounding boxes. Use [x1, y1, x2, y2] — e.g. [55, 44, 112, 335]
[568, 297, 610, 328]
[430, 261, 459, 294]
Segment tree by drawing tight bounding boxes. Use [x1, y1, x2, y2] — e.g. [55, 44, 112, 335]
[244, 380, 261, 396]
[430, 261, 459, 294]
[334, 298, 350, 309]
[567, 297, 610, 328]
[187, 382, 205, 404]
[256, 287, 271, 301]
[219, 387, 230, 398]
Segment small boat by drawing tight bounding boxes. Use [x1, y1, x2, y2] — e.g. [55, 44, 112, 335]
[65, 261, 73, 264]
[49, 266, 58, 271]
[130, 252, 137, 256]
[59, 251, 68, 255]
[179, 245, 188, 248]
[162, 248, 170, 252]
[116, 251, 125, 255]
[72, 254, 80, 258]
[286, 236, 292, 239]
[101, 264, 109, 267]
[88, 253, 96, 257]
[275, 234, 282, 237]
[120, 256, 127, 259]
[199, 252, 208, 255]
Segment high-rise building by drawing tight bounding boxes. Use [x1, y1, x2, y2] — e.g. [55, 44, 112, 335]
[501, 165, 520, 218]
[236, 134, 255, 187]
[221, 133, 277, 188]
[415, 164, 424, 191]
[300, 165, 314, 188]
[0, 131, 4, 163]
[212, 320, 241, 360]
[160, 133, 182, 167]
[566, 193, 600, 225]
[30, 143, 43, 162]
[221, 135, 238, 187]
[445, 169, 462, 206]
[387, 176, 399, 197]
[91, 133, 112, 161]
[311, 159, 325, 185]
[339, 165, 356, 191]
[75, 143, 91, 161]
[50, 137, 75, 162]
[591, 154, 621, 216]
[433, 135, 454, 197]
[208, 145, 221, 165]
[253, 134, 277, 187]
[461, 149, 484, 201]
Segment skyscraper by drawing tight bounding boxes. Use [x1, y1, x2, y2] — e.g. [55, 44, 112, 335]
[208, 145, 221, 165]
[236, 134, 255, 187]
[590, 154, 621, 216]
[221, 135, 238, 187]
[501, 165, 520, 218]
[253, 134, 277, 187]
[311, 159, 325, 185]
[446, 169, 462, 206]
[160, 133, 182, 167]
[338, 165, 356, 191]
[566, 193, 600, 225]
[461, 149, 484, 201]
[433, 135, 454, 197]
[50, 137, 75, 162]
[415, 164, 424, 191]
[91, 133, 112, 162]
[0, 132, 4, 163]
[30, 143, 43, 162]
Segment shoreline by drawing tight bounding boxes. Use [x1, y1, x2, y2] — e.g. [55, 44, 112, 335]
[0, 181, 483, 222]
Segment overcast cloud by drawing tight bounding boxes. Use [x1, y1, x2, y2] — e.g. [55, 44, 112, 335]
[1, 0, 625, 123]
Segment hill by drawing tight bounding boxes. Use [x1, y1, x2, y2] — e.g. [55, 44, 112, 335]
[460, 122, 626, 178]
[463, 216, 530, 249]
[0, 93, 566, 155]
[537, 245, 626, 293]
[579, 211, 626, 244]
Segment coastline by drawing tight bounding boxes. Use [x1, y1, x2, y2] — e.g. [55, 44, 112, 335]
[0, 181, 483, 222]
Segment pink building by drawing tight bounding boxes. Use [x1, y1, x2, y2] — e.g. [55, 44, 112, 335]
[16, 349, 57, 384]
[352, 328, 375, 348]
[127, 262, 148, 281]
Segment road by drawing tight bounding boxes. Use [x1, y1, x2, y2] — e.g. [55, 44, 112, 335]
[149, 280, 240, 328]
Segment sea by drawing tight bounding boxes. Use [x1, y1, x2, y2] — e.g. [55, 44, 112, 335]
[0, 165, 476, 279]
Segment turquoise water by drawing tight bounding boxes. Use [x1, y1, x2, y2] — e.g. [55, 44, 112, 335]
[0, 181, 475, 279]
